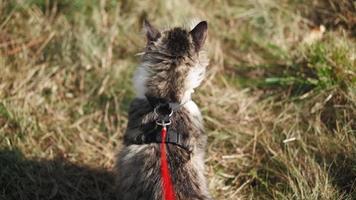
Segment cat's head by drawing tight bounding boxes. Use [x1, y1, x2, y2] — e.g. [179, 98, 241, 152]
[133, 20, 209, 105]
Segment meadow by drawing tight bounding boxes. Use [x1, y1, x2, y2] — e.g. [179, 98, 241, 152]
[0, 0, 355, 199]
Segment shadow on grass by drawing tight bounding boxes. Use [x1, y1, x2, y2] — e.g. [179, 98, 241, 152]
[0, 149, 116, 200]
[323, 153, 356, 197]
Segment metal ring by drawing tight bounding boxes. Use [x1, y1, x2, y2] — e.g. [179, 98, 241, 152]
[156, 119, 171, 127]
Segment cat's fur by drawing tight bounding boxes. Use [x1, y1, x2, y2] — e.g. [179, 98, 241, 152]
[115, 19, 211, 200]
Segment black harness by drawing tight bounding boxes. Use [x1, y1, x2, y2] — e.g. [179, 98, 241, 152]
[131, 125, 188, 150]
[130, 95, 191, 153]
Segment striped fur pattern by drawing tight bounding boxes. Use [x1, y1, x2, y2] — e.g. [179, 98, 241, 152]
[115, 20, 212, 200]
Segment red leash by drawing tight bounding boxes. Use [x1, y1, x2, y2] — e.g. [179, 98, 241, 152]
[160, 126, 176, 200]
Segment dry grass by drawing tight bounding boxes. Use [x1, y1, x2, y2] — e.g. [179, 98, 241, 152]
[0, 0, 355, 199]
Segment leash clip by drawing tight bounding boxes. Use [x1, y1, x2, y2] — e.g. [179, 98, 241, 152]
[156, 120, 171, 127]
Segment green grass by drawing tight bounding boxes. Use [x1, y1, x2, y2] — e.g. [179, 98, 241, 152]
[0, 0, 355, 199]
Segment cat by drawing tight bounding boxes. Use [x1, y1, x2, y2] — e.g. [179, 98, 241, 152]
[115, 19, 212, 200]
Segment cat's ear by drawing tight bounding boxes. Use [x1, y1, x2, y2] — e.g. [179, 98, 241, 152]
[143, 19, 161, 42]
[190, 21, 208, 51]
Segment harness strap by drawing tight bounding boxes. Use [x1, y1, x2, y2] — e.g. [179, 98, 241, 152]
[132, 126, 190, 152]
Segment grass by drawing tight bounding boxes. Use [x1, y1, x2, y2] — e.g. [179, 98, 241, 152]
[0, 0, 355, 199]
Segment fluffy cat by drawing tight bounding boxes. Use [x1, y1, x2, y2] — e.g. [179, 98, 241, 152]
[115, 19, 212, 200]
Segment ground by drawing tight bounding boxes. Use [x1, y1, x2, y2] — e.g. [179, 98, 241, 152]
[0, 0, 355, 199]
